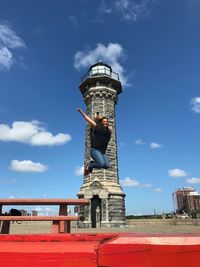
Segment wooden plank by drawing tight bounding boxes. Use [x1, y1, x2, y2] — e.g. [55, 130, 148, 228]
[98, 234, 200, 267]
[0, 198, 89, 234]
[1, 233, 200, 267]
[0, 198, 90, 205]
[0, 215, 79, 221]
[0, 221, 10, 234]
[58, 204, 68, 233]
[51, 221, 71, 234]
[0, 233, 103, 267]
[51, 221, 59, 234]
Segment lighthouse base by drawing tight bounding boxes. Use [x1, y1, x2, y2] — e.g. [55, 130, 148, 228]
[77, 184, 126, 228]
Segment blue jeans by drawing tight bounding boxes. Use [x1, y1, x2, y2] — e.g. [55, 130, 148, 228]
[88, 148, 110, 172]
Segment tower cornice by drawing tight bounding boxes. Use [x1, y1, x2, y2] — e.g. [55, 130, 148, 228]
[79, 76, 122, 96]
[83, 86, 118, 104]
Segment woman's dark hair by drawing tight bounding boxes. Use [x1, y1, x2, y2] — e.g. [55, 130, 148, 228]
[98, 117, 108, 123]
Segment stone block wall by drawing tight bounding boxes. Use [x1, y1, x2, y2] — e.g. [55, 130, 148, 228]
[78, 79, 126, 228]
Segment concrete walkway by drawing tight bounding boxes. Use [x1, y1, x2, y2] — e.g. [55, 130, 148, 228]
[6, 219, 200, 234]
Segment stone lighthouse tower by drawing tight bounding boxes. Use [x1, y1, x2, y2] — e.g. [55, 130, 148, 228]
[77, 61, 125, 228]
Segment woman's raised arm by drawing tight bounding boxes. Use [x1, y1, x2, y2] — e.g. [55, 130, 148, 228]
[77, 108, 97, 127]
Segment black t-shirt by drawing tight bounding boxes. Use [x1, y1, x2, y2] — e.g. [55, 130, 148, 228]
[90, 121, 111, 154]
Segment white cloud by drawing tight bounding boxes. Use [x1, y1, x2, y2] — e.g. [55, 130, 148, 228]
[186, 177, 200, 184]
[0, 23, 26, 70]
[74, 43, 128, 86]
[0, 46, 13, 69]
[142, 183, 152, 188]
[0, 23, 26, 49]
[168, 168, 187, 177]
[0, 120, 71, 146]
[154, 188, 162, 192]
[113, 0, 158, 21]
[69, 15, 78, 26]
[149, 142, 162, 149]
[120, 177, 140, 187]
[10, 159, 48, 173]
[191, 97, 200, 113]
[35, 206, 57, 215]
[120, 177, 161, 192]
[134, 139, 144, 145]
[31, 132, 70, 146]
[99, 1, 112, 14]
[74, 165, 84, 176]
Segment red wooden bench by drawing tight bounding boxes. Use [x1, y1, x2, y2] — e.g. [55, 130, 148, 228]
[0, 198, 89, 234]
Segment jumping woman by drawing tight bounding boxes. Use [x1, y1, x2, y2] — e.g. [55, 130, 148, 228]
[77, 108, 111, 175]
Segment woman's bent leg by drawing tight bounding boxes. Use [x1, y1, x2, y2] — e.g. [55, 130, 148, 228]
[102, 154, 110, 169]
[89, 148, 105, 172]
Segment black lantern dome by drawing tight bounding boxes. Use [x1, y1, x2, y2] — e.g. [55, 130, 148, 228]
[80, 61, 122, 95]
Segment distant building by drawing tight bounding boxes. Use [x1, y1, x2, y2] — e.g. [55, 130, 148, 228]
[172, 187, 200, 213]
[19, 209, 38, 216]
[186, 192, 200, 212]
[32, 210, 38, 216]
[19, 209, 28, 216]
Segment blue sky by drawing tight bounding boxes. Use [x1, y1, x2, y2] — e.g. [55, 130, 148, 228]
[0, 0, 200, 215]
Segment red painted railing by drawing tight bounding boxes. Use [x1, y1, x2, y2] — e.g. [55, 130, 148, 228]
[0, 233, 200, 267]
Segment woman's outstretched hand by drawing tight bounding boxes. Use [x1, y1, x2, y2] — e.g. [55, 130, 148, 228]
[77, 108, 84, 116]
[77, 108, 96, 127]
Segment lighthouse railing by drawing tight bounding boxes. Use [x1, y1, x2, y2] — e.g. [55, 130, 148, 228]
[81, 69, 120, 83]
